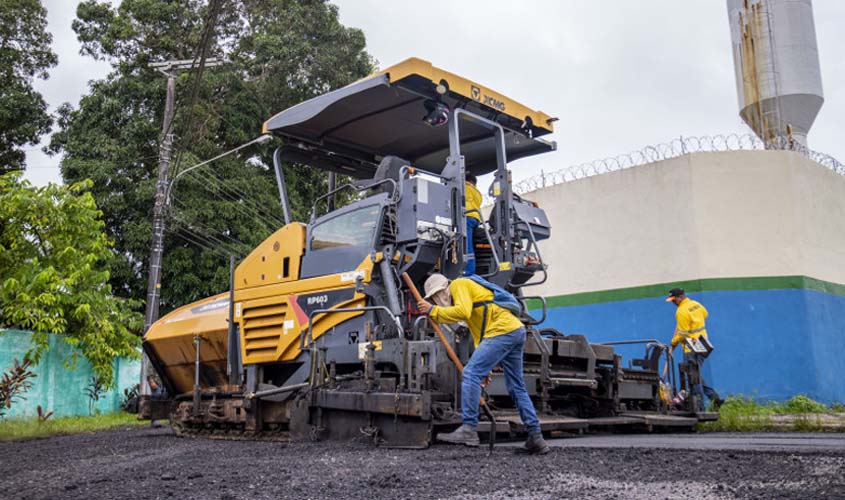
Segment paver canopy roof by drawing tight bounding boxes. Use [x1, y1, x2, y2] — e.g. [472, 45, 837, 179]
[264, 58, 556, 179]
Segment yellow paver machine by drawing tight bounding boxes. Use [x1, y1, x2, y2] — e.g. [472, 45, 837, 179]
[143, 58, 717, 446]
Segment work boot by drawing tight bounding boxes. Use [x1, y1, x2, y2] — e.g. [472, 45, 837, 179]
[712, 397, 725, 411]
[436, 424, 480, 447]
[516, 432, 550, 455]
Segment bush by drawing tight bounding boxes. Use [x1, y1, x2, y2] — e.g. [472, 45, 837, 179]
[0, 358, 37, 418]
[700, 394, 839, 432]
[780, 395, 828, 414]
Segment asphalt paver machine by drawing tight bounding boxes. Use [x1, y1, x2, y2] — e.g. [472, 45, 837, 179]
[143, 58, 717, 446]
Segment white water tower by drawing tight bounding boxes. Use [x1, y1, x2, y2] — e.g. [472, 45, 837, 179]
[727, 0, 824, 147]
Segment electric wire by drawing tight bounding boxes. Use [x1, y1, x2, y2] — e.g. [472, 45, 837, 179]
[167, 213, 232, 254]
[176, 167, 286, 228]
[170, 226, 234, 260]
[169, 199, 253, 248]
[169, 200, 266, 254]
[169, 218, 243, 257]
[171, 186, 279, 237]
[169, 211, 252, 254]
[167, 0, 226, 182]
[170, 198, 261, 251]
[168, 213, 249, 258]
[168, 223, 229, 257]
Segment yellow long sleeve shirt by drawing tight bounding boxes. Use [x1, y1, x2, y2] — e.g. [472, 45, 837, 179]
[465, 182, 482, 222]
[671, 298, 709, 353]
[428, 278, 523, 347]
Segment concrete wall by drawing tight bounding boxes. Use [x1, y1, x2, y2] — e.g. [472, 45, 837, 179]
[0, 329, 140, 418]
[528, 151, 845, 297]
[521, 151, 845, 403]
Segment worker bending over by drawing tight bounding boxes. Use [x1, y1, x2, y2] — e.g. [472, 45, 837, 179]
[418, 273, 549, 454]
[666, 288, 723, 410]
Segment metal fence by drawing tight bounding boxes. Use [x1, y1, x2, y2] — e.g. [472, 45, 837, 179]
[510, 133, 845, 196]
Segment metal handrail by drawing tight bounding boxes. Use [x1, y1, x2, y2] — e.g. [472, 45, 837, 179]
[519, 295, 547, 325]
[299, 305, 403, 350]
[507, 213, 548, 289]
[412, 315, 429, 341]
[465, 208, 501, 278]
[599, 339, 662, 346]
[310, 178, 398, 221]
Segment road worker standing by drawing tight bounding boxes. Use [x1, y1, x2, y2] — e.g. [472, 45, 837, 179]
[666, 288, 724, 410]
[464, 173, 483, 275]
[417, 273, 549, 454]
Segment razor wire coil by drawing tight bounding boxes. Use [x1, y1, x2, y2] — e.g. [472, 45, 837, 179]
[505, 133, 845, 199]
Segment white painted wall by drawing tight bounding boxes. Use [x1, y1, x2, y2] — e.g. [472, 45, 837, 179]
[522, 151, 845, 297]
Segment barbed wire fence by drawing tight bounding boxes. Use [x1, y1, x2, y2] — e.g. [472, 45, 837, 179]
[508, 133, 845, 197]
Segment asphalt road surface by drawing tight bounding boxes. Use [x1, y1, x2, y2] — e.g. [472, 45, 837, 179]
[504, 432, 845, 453]
[1, 427, 844, 500]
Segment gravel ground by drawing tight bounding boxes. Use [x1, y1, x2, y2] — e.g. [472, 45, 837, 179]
[1, 427, 844, 500]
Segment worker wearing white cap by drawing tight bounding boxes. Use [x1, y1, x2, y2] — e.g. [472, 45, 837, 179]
[417, 273, 549, 454]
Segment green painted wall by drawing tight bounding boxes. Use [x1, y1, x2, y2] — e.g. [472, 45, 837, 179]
[528, 275, 845, 309]
[0, 329, 140, 419]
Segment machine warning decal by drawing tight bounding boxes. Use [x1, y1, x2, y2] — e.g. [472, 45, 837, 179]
[296, 288, 357, 319]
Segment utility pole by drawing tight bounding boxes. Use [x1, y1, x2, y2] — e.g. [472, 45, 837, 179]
[140, 58, 221, 400]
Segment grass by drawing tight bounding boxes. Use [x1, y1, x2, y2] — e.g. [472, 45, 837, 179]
[0, 412, 148, 441]
[700, 395, 845, 432]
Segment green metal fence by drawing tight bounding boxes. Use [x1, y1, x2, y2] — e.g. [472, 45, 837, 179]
[0, 329, 140, 419]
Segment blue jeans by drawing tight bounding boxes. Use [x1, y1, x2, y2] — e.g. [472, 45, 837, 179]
[684, 352, 720, 407]
[461, 327, 541, 434]
[464, 217, 480, 275]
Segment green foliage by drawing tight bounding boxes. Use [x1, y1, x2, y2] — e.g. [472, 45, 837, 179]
[700, 394, 843, 432]
[49, 0, 375, 312]
[715, 396, 778, 416]
[0, 172, 142, 387]
[0, 357, 36, 417]
[121, 383, 139, 413]
[0, 0, 58, 171]
[0, 411, 145, 441]
[83, 376, 106, 415]
[781, 395, 829, 414]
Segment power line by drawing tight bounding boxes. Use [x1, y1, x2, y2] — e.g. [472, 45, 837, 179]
[170, 148, 286, 224]
[177, 168, 286, 227]
[170, 199, 259, 250]
[168, 213, 249, 258]
[168, 223, 234, 259]
[172, 187, 279, 237]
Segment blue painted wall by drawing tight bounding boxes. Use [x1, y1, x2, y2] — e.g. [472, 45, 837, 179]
[541, 288, 845, 404]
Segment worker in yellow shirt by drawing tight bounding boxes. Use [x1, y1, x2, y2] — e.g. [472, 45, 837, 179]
[417, 273, 549, 454]
[666, 288, 723, 410]
[464, 172, 483, 275]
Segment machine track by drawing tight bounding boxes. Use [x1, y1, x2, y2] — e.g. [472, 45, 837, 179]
[171, 420, 292, 442]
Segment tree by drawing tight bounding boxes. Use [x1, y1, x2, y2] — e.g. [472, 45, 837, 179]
[0, 0, 58, 171]
[0, 172, 142, 387]
[49, 0, 374, 312]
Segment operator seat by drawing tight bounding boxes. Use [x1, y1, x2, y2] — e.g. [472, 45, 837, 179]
[355, 155, 411, 194]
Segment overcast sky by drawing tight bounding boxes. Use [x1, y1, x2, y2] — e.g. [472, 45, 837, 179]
[25, 0, 845, 187]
